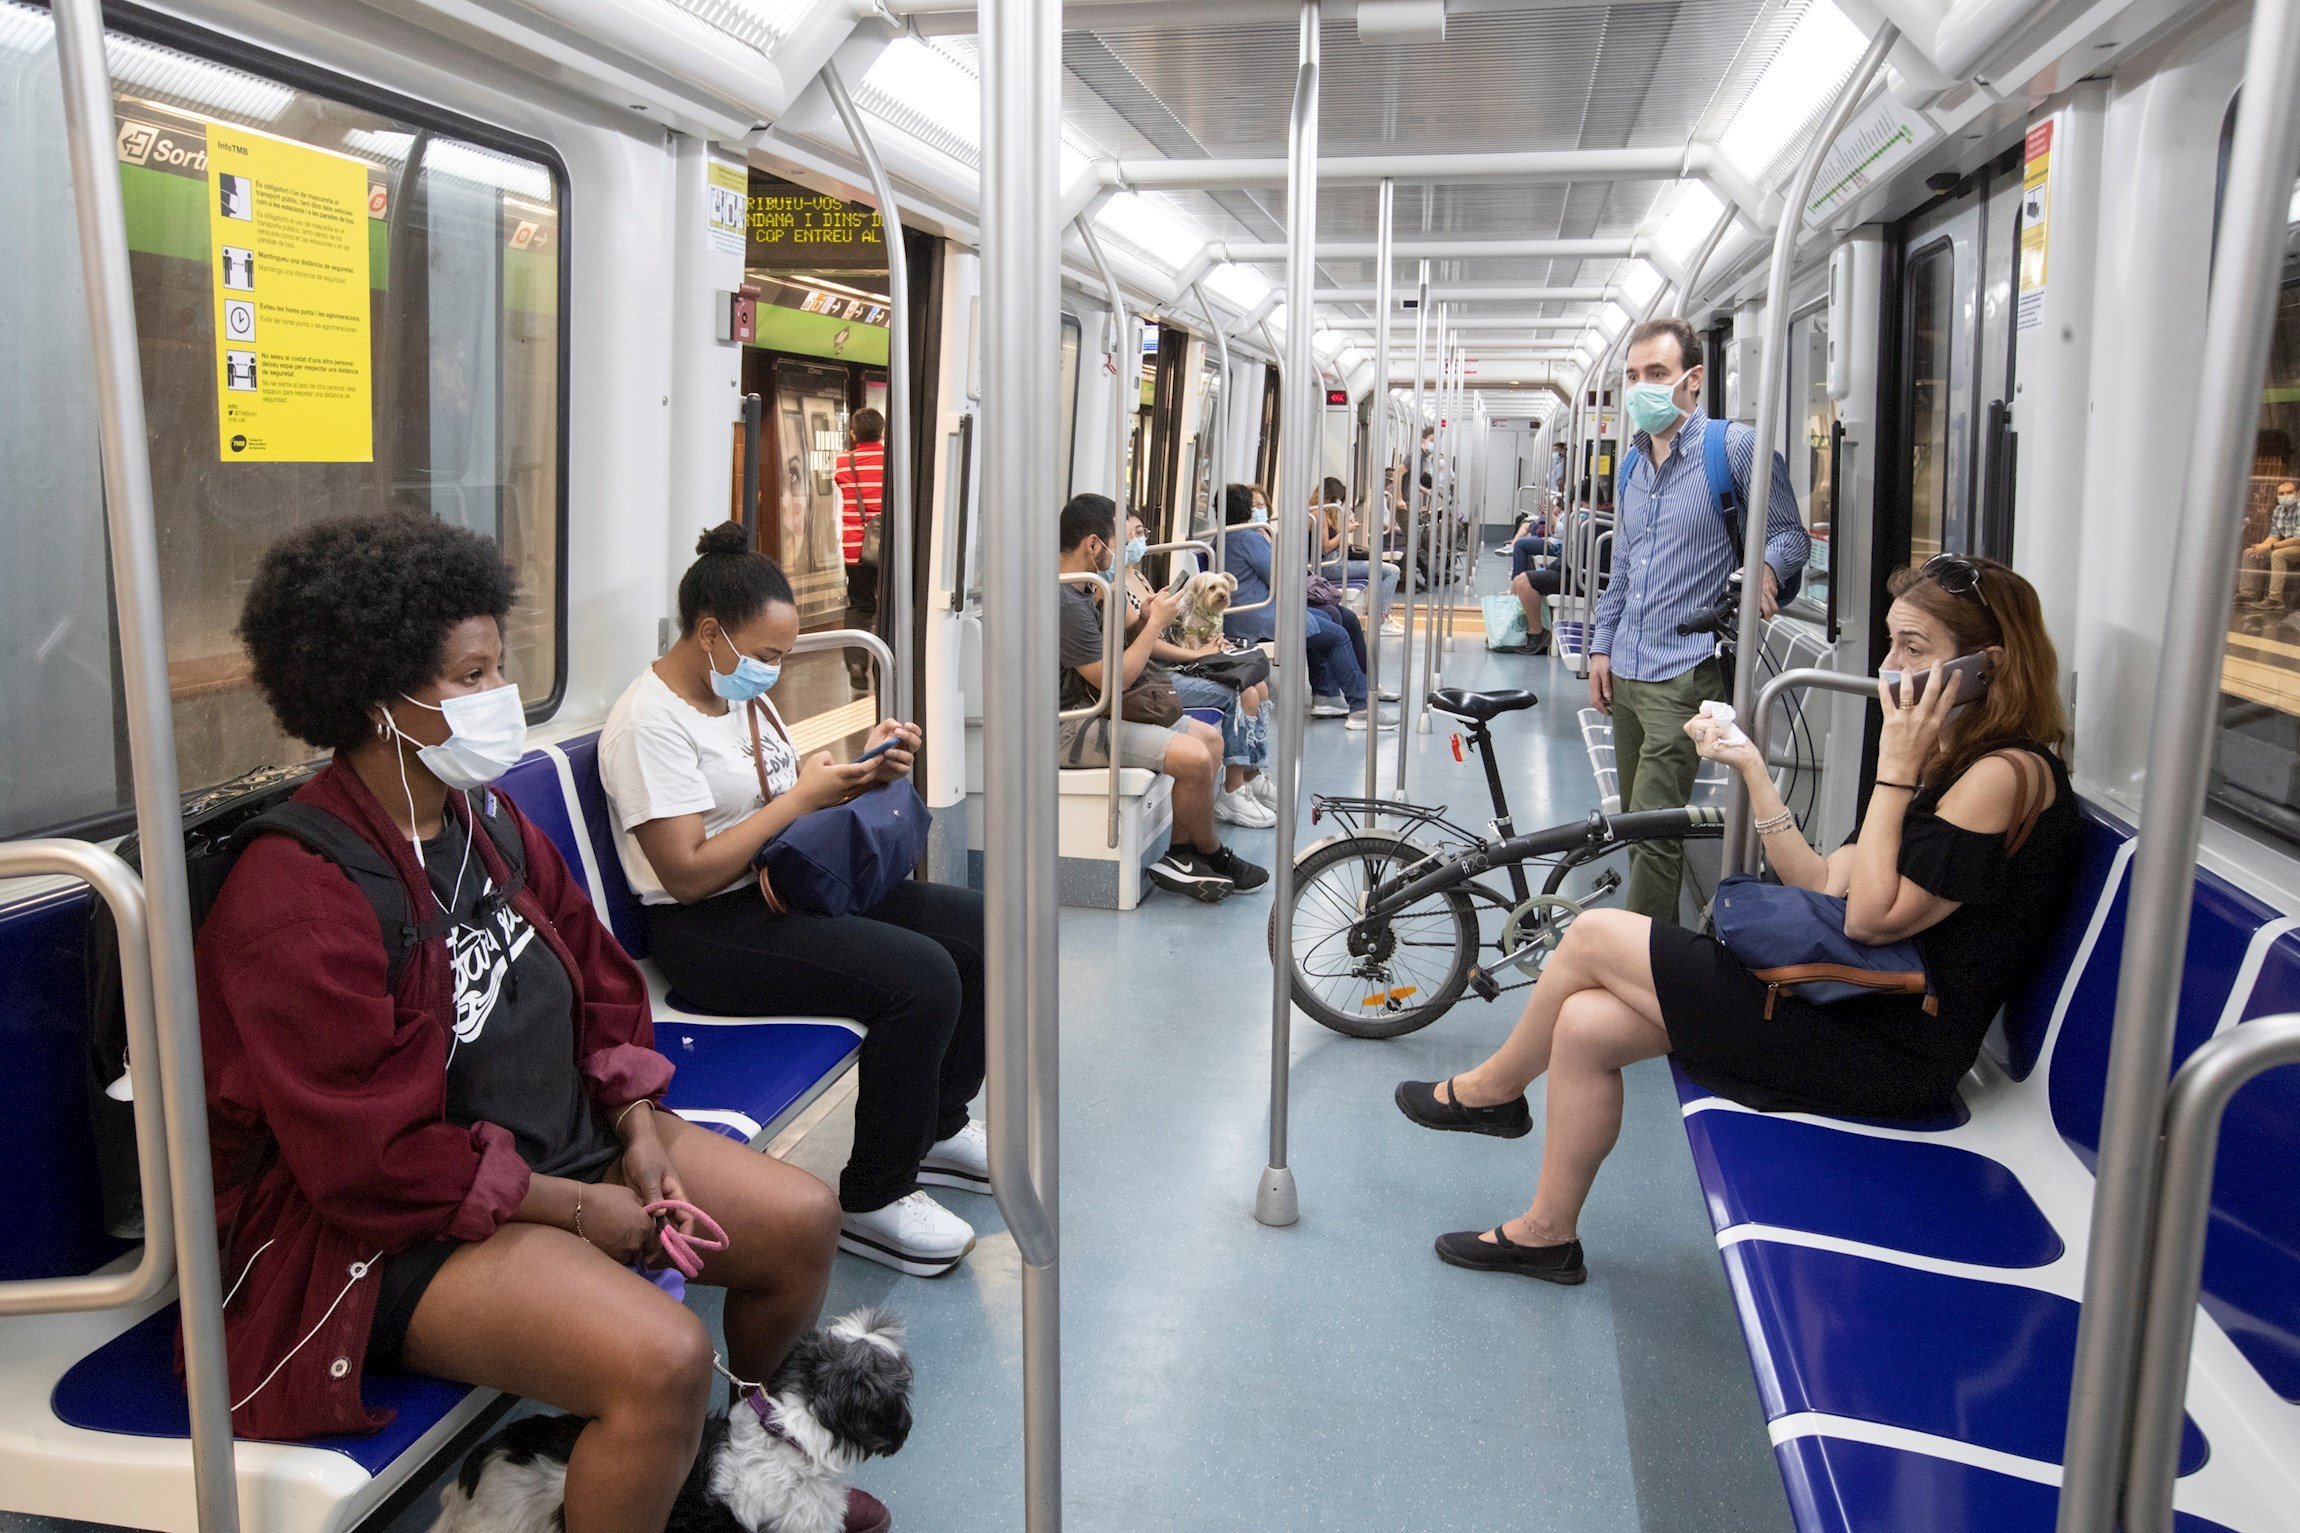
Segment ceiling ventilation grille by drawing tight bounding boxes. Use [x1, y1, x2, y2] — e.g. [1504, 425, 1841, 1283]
[662, 0, 785, 56]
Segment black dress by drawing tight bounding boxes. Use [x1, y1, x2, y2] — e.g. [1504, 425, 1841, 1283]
[1651, 745, 2080, 1120]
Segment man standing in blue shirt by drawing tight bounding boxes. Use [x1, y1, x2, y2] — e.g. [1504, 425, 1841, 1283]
[1589, 318, 1808, 924]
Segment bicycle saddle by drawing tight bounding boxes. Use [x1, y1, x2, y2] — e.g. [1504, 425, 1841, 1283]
[1428, 687, 1538, 723]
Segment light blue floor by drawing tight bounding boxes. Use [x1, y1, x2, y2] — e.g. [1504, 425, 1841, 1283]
[765, 622, 1790, 1530]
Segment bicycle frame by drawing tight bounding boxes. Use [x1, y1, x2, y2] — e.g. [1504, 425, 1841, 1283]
[1363, 806, 1727, 924]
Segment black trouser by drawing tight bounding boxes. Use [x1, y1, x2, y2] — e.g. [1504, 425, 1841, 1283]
[648, 879, 986, 1213]
[845, 559, 881, 691]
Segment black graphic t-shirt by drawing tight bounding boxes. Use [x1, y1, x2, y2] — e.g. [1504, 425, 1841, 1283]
[422, 818, 618, 1181]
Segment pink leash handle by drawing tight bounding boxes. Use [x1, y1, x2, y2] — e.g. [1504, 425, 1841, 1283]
[644, 1198, 729, 1279]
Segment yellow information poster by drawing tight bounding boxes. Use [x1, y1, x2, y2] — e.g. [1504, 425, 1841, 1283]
[2017, 116, 2053, 333]
[706, 161, 748, 257]
[207, 124, 372, 461]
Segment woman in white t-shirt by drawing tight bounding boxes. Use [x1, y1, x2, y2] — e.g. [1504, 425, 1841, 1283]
[600, 523, 986, 1279]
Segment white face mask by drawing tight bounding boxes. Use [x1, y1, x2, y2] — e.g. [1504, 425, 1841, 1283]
[394, 682, 528, 792]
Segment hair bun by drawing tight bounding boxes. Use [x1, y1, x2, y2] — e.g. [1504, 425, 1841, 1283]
[695, 522, 751, 558]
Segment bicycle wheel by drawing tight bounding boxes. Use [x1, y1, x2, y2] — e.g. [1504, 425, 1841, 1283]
[1274, 835, 1480, 1038]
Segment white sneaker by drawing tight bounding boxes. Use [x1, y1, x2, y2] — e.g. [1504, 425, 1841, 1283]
[919, 1121, 990, 1193]
[1382, 618, 1406, 637]
[1247, 773, 1279, 809]
[1216, 787, 1278, 827]
[1309, 696, 1350, 719]
[840, 1191, 976, 1277]
[1346, 708, 1401, 731]
[1377, 684, 1403, 703]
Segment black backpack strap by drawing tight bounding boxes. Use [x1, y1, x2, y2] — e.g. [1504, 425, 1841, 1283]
[236, 802, 431, 990]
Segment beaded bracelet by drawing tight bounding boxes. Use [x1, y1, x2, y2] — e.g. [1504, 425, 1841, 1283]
[1753, 809, 1798, 836]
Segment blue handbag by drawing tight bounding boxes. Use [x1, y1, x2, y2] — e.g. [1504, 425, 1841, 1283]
[1711, 875, 1934, 1017]
[747, 703, 931, 918]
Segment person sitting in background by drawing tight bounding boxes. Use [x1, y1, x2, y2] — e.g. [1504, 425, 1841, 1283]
[1220, 484, 1395, 730]
[1059, 494, 1268, 901]
[1313, 475, 1402, 618]
[601, 523, 987, 1281]
[1121, 513, 1277, 828]
[1396, 555, 2076, 1286]
[207, 514, 871, 1529]
[2241, 480, 2300, 609]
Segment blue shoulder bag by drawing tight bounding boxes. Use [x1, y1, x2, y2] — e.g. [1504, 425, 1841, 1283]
[1619, 421, 1803, 603]
[747, 702, 930, 918]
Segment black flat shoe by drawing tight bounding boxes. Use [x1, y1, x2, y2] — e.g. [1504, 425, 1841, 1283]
[1434, 1226, 1587, 1284]
[1394, 1078, 1533, 1138]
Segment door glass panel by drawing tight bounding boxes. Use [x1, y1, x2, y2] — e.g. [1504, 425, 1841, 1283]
[1906, 240, 1955, 562]
[1787, 303, 1835, 611]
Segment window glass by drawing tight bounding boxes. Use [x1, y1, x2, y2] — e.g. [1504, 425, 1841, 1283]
[1786, 302, 1835, 612]
[0, 3, 564, 838]
[1905, 240, 1954, 563]
[2212, 169, 2300, 842]
[1058, 312, 1081, 500]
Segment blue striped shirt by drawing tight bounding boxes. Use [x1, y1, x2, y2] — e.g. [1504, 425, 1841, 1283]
[1590, 411, 1809, 682]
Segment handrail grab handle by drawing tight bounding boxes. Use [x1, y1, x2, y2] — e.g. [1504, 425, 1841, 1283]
[788, 628, 897, 727]
[2121, 1014, 2300, 1533]
[1218, 523, 1282, 614]
[0, 841, 175, 1318]
[1744, 668, 1877, 864]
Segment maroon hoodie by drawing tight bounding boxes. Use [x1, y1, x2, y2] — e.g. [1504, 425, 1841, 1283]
[190, 757, 671, 1440]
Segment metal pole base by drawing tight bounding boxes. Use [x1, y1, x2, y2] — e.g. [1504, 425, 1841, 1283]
[1254, 1165, 1300, 1226]
[1416, 711, 1434, 733]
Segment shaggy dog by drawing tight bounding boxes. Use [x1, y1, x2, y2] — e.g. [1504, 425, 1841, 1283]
[1170, 569, 1236, 649]
[430, 1310, 912, 1533]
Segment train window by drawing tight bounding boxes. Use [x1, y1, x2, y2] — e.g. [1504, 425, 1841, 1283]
[0, 2, 565, 840]
[2210, 142, 2300, 844]
[1785, 300, 1835, 614]
[1059, 312, 1082, 499]
[1904, 239, 1955, 563]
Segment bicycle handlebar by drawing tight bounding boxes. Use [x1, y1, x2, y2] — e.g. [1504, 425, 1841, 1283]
[1366, 805, 1726, 920]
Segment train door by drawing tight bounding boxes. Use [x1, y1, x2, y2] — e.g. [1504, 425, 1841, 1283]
[1888, 156, 2023, 569]
[760, 357, 855, 627]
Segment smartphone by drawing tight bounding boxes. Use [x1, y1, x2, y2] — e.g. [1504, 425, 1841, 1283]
[1880, 651, 1994, 705]
[855, 735, 902, 766]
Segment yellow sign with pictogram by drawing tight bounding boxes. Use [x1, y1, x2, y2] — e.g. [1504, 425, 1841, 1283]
[207, 123, 372, 462]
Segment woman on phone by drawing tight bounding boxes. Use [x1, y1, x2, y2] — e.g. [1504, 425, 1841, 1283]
[600, 524, 987, 1279]
[1392, 555, 2079, 1283]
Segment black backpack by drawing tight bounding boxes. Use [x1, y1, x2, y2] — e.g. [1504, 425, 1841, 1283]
[83, 769, 525, 1239]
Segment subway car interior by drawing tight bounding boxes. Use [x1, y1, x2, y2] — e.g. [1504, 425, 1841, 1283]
[7, 0, 2300, 1529]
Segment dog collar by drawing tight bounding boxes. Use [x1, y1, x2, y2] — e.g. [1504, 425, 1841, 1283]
[743, 1389, 809, 1457]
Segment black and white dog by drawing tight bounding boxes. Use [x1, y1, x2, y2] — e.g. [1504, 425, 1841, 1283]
[430, 1309, 912, 1533]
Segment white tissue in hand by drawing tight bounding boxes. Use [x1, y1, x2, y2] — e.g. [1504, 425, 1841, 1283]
[1700, 700, 1749, 747]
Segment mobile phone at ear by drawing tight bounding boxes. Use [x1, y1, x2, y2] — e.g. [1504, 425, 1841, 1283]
[1881, 650, 1993, 704]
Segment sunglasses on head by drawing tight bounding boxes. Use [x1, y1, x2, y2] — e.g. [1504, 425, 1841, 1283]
[1919, 553, 1994, 615]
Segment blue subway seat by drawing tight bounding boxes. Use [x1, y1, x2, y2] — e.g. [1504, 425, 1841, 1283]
[1774, 1436, 2239, 1533]
[1990, 805, 2131, 1081]
[556, 736, 651, 961]
[1668, 1061, 1970, 1132]
[1683, 1111, 2061, 1268]
[51, 1308, 476, 1475]
[1724, 1240, 2209, 1475]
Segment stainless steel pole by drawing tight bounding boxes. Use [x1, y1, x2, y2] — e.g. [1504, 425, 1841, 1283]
[1673, 205, 1736, 317]
[1392, 260, 1431, 797]
[1724, 24, 1897, 877]
[979, 0, 1064, 1524]
[1419, 305, 1450, 725]
[1257, 0, 1320, 1230]
[1191, 280, 1230, 561]
[821, 63, 916, 726]
[2059, 0, 2300, 1523]
[1363, 178, 1395, 799]
[2120, 1014, 2300, 1533]
[51, 5, 238, 1529]
[1077, 220, 1133, 848]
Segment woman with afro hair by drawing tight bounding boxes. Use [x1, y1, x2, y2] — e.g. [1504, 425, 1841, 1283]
[200, 513, 880, 1533]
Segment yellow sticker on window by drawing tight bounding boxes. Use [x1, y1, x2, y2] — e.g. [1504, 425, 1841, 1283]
[208, 124, 373, 463]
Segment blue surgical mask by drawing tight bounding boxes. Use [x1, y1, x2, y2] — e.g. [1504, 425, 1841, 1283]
[707, 633, 779, 702]
[1625, 378, 1688, 435]
[1125, 535, 1147, 565]
[1250, 505, 1270, 525]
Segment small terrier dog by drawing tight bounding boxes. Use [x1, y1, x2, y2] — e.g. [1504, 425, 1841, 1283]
[430, 1309, 912, 1533]
[1170, 570, 1237, 649]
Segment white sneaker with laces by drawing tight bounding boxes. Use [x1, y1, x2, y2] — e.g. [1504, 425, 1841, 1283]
[840, 1191, 976, 1277]
[1247, 773, 1279, 809]
[1346, 707, 1401, 731]
[1216, 787, 1277, 827]
[1310, 696, 1350, 719]
[920, 1121, 991, 1193]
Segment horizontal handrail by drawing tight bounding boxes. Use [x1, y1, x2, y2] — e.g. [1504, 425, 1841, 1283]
[1220, 522, 1281, 614]
[1745, 667, 1877, 868]
[790, 628, 898, 727]
[1055, 571, 1124, 724]
[2122, 1012, 2300, 1533]
[0, 840, 176, 1318]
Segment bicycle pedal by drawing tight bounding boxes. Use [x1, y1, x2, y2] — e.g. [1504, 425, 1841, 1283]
[1467, 967, 1502, 1002]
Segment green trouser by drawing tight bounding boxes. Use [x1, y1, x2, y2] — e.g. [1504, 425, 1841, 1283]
[1609, 657, 1722, 926]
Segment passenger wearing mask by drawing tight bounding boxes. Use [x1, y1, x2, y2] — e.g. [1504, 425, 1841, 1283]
[1220, 484, 1398, 730]
[1399, 556, 2076, 1285]
[203, 515, 868, 1529]
[1057, 494, 1269, 900]
[1120, 513, 1278, 828]
[2241, 480, 2300, 609]
[1589, 317, 1808, 924]
[601, 524, 988, 1280]
[1312, 475, 1403, 618]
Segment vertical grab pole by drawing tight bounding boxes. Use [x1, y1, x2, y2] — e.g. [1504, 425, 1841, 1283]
[1363, 179, 1395, 800]
[740, 393, 763, 535]
[2058, 0, 2300, 1523]
[1191, 280, 1230, 559]
[821, 63, 915, 725]
[1418, 303, 1450, 725]
[1392, 261, 1431, 795]
[1257, 0, 1320, 1230]
[1724, 24, 1897, 877]
[978, 0, 1064, 1525]
[1077, 220, 1135, 848]
[50, 6, 240, 1531]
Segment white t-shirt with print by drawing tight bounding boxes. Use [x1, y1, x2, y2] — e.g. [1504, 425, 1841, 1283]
[598, 667, 799, 906]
